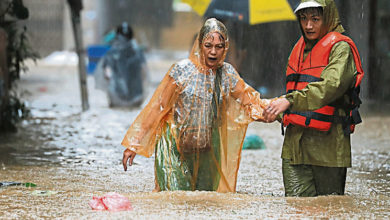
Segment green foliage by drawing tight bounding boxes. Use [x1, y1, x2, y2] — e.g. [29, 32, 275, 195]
[0, 0, 39, 132]
[4, 23, 40, 86]
[0, 0, 29, 20]
[0, 95, 30, 132]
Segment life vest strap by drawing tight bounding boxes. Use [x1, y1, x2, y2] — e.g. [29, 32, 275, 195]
[289, 107, 362, 135]
[286, 73, 322, 83]
[351, 85, 362, 106]
[290, 111, 334, 123]
[351, 107, 362, 125]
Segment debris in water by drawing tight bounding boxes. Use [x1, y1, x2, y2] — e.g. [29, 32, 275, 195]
[89, 192, 132, 211]
[0, 182, 37, 187]
[31, 190, 57, 196]
[243, 134, 266, 150]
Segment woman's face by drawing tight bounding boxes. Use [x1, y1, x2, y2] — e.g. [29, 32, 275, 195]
[201, 32, 225, 69]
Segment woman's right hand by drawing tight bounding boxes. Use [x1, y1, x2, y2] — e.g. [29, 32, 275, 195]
[122, 148, 137, 171]
[264, 97, 290, 122]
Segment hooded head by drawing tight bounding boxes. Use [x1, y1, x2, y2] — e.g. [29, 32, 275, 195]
[116, 22, 134, 40]
[189, 18, 229, 72]
[295, 0, 344, 42]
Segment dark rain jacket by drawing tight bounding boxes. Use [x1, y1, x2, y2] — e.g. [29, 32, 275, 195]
[281, 0, 360, 167]
[102, 35, 145, 106]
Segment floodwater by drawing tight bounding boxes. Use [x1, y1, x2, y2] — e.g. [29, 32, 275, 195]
[0, 52, 389, 219]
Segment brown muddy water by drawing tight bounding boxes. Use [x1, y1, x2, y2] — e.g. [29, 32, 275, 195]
[0, 57, 389, 219]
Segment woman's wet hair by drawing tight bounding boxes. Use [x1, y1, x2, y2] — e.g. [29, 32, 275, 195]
[200, 32, 225, 45]
[198, 18, 228, 46]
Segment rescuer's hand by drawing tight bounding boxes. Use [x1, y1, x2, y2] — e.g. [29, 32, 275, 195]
[264, 98, 290, 122]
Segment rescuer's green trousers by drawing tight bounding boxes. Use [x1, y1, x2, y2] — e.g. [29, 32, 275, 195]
[282, 159, 347, 197]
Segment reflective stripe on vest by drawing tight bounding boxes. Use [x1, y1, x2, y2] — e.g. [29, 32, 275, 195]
[283, 32, 364, 131]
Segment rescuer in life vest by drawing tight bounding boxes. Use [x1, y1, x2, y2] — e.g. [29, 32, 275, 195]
[263, 0, 364, 197]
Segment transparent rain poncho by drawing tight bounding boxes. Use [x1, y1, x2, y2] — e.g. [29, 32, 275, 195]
[122, 18, 269, 192]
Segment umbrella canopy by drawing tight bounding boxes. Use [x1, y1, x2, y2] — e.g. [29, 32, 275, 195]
[182, 0, 296, 25]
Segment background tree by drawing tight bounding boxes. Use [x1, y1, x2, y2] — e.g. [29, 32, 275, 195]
[0, 0, 39, 132]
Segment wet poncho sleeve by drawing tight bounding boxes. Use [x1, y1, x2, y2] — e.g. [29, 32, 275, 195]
[227, 64, 269, 121]
[121, 64, 179, 157]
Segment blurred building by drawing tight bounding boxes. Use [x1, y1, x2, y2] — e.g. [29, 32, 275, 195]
[22, 0, 202, 54]
[21, 0, 65, 57]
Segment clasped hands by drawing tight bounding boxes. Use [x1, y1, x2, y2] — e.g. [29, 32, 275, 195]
[263, 97, 291, 123]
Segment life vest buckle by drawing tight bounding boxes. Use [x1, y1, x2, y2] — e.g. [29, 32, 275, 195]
[351, 107, 362, 125]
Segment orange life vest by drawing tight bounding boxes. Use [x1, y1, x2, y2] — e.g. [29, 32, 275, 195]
[283, 32, 364, 133]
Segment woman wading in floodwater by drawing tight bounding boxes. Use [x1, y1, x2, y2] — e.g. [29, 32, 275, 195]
[121, 18, 270, 192]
